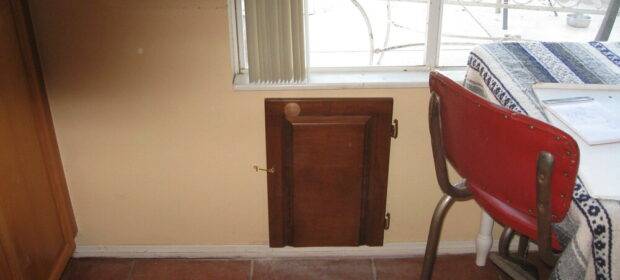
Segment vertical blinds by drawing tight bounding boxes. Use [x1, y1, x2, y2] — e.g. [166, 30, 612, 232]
[244, 0, 306, 83]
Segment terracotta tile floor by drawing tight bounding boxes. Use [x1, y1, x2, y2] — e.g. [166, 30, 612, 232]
[61, 254, 505, 280]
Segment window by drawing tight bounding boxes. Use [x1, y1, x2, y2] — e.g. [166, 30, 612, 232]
[229, 0, 618, 85]
[307, 0, 429, 67]
[438, 0, 618, 66]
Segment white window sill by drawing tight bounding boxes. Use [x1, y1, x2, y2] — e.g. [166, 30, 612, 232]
[233, 68, 467, 91]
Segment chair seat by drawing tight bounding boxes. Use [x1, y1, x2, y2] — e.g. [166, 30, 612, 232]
[468, 181, 563, 251]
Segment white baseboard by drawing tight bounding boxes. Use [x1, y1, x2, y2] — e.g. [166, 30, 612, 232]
[74, 240, 503, 259]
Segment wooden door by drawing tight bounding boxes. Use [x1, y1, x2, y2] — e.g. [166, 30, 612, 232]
[265, 98, 394, 247]
[0, 0, 76, 279]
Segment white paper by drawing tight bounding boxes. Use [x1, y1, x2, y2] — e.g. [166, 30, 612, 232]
[544, 100, 620, 145]
[533, 84, 620, 200]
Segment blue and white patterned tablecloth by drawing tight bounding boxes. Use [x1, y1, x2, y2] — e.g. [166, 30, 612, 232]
[465, 41, 620, 280]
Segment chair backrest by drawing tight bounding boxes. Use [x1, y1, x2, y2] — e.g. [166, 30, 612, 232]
[429, 71, 579, 238]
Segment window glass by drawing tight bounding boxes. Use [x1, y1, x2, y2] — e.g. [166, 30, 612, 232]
[308, 0, 429, 67]
[438, 0, 615, 66]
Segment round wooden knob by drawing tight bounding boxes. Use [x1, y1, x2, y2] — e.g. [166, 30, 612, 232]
[284, 103, 301, 117]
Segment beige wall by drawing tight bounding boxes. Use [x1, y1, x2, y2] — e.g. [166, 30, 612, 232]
[29, 0, 487, 246]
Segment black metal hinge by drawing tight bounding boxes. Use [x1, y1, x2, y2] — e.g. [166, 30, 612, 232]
[384, 213, 391, 230]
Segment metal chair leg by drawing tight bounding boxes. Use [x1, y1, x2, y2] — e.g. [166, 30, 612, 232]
[421, 194, 455, 280]
[493, 227, 538, 279]
[517, 235, 529, 261]
[498, 227, 515, 258]
[489, 253, 537, 280]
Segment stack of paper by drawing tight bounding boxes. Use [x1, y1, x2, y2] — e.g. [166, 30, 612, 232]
[533, 84, 620, 201]
[543, 98, 620, 145]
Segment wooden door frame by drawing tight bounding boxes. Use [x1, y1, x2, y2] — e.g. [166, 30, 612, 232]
[7, 0, 77, 238]
[1, 0, 77, 278]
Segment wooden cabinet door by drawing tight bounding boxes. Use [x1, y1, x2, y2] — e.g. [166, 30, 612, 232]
[265, 99, 393, 247]
[0, 0, 76, 279]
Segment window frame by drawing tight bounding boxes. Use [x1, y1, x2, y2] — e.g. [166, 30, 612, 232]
[227, 0, 463, 89]
[228, 0, 246, 75]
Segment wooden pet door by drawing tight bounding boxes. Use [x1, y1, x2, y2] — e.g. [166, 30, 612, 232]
[264, 98, 395, 247]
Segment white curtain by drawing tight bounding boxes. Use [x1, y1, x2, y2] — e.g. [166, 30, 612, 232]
[244, 0, 306, 83]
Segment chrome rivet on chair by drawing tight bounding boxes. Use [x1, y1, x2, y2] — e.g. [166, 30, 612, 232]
[566, 151, 572, 156]
[555, 136, 561, 141]
[528, 125, 534, 130]
[503, 115, 509, 119]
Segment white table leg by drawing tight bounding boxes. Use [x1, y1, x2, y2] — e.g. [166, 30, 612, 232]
[475, 211, 494, 266]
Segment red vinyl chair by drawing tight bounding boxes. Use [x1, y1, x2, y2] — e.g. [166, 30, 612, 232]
[420, 71, 580, 279]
